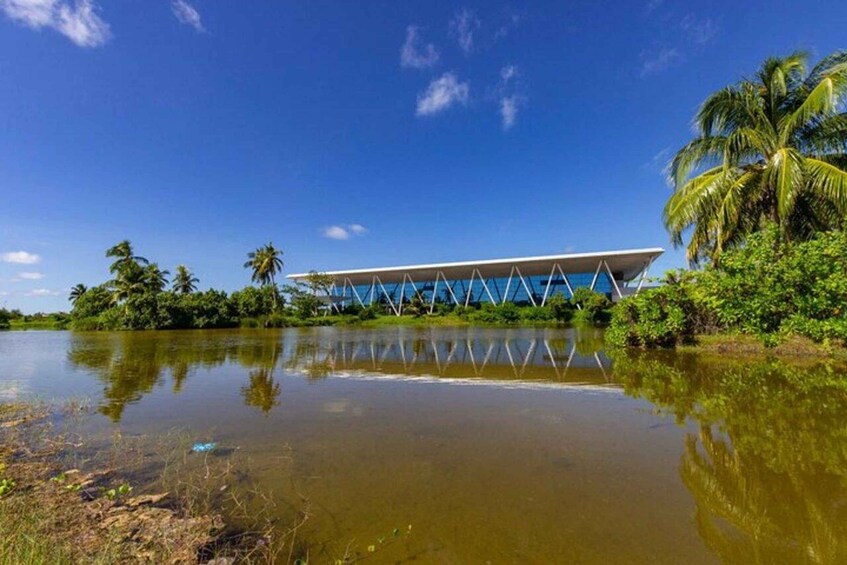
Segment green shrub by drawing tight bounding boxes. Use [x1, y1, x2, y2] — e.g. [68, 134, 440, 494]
[0, 308, 10, 330]
[545, 294, 574, 323]
[70, 285, 112, 319]
[358, 305, 380, 321]
[229, 286, 279, 318]
[570, 288, 612, 325]
[606, 283, 698, 348]
[520, 306, 554, 322]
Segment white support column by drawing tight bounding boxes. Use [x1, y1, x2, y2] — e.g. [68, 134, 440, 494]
[603, 260, 623, 299]
[346, 277, 365, 307]
[635, 257, 655, 294]
[589, 260, 603, 290]
[374, 275, 400, 316]
[429, 275, 440, 314]
[514, 267, 537, 307]
[369, 277, 377, 305]
[555, 264, 576, 299]
[465, 270, 477, 307]
[438, 271, 459, 305]
[541, 265, 557, 306]
[502, 267, 515, 305]
[398, 275, 408, 315]
[474, 269, 497, 305]
[328, 282, 341, 314]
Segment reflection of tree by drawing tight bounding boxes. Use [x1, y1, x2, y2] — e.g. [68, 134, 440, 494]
[241, 368, 281, 414]
[613, 352, 847, 563]
[67, 331, 286, 421]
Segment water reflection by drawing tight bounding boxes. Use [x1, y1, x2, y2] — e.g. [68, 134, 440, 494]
[66, 328, 610, 420]
[614, 353, 847, 563]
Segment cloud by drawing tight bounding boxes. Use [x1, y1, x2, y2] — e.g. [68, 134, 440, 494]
[25, 288, 60, 297]
[171, 0, 204, 33]
[1, 251, 41, 264]
[416, 72, 469, 116]
[17, 272, 44, 280]
[497, 65, 524, 130]
[449, 8, 479, 55]
[644, 0, 663, 14]
[494, 11, 521, 40]
[680, 15, 717, 45]
[322, 224, 368, 241]
[400, 25, 438, 69]
[1, 0, 111, 47]
[640, 47, 680, 76]
[500, 96, 521, 130]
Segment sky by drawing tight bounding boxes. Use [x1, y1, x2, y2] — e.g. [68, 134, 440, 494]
[1, 0, 846, 313]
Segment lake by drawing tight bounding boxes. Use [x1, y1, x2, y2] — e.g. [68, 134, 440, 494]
[1, 327, 846, 563]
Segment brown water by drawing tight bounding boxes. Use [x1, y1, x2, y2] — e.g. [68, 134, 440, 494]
[1, 327, 846, 563]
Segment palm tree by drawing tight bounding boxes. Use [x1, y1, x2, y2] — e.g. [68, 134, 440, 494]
[111, 262, 147, 309]
[664, 51, 847, 263]
[106, 240, 148, 274]
[243, 243, 284, 309]
[172, 265, 199, 294]
[143, 263, 170, 293]
[69, 284, 88, 305]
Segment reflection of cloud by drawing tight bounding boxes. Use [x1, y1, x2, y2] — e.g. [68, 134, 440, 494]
[0, 380, 28, 401]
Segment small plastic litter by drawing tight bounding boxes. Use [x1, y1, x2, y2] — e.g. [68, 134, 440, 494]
[191, 442, 217, 453]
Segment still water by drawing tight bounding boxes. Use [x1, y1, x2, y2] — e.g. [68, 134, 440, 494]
[1, 327, 846, 563]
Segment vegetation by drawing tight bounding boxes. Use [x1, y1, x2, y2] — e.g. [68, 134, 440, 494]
[665, 50, 847, 263]
[52, 239, 617, 331]
[608, 227, 847, 348]
[612, 353, 847, 562]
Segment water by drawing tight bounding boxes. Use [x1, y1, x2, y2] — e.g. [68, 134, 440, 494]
[1, 327, 846, 563]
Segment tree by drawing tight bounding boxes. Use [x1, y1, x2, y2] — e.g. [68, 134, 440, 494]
[111, 261, 147, 308]
[106, 240, 148, 274]
[243, 243, 284, 309]
[143, 263, 170, 293]
[69, 284, 88, 305]
[172, 265, 199, 294]
[664, 51, 847, 263]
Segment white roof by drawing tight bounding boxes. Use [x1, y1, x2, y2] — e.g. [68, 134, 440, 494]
[288, 247, 663, 286]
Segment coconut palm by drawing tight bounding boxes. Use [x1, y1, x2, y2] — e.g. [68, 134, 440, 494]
[172, 265, 199, 294]
[111, 262, 147, 307]
[143, 263, 170, 293]
[665, 51, 847, 263]
[69, 284, 88, 305]
[243, 243, 284, 309]
[106, 240, 148, 274]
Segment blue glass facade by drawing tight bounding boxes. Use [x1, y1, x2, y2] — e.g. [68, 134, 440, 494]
[330, 271, 616, 309]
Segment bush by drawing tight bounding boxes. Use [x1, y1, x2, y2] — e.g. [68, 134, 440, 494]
[229, 286, 279, 319]
[357, 305, 380, 321]
[570, 288, 612, 325]
[0, 308, 10, 330]
[606, 283, 698, 348]
[70, 286, 112, 320]
[520, 306, 554, 322]
[468, 302, 521, 324]
[545, 294, 574, 323]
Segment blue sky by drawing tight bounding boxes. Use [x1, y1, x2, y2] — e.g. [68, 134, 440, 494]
[1, 0, 845, 312]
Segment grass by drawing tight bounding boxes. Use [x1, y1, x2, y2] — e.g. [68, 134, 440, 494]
[9, 319, 68, 331]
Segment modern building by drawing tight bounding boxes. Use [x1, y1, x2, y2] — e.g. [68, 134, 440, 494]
[287, 247, 663, 315]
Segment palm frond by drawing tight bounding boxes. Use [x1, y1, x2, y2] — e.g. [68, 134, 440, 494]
[805, 157, 847, 214]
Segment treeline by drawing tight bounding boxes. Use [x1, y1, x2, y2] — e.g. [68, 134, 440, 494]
[608, 228, 847, 348]
[66, 240, 615, 331]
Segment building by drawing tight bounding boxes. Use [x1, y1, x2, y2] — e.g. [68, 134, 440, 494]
[286, 247, 663, 315]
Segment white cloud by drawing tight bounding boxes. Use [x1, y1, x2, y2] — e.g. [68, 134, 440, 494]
[640, 47, 680, 76]
[1, 0, 111, 47]
[416, 72, 469, 116]
[17, 272, 44, 280]
[680, 15, 717, 45]
[500, 64, 518, 83]
[645, 0, 663, 14]
[494, 11, 521, 40]
[171, 0, 204, 33]
[400, 25, 438, 69]
[26, 288, 60, 297]
[497, 65, 524, 130]
[449, 8, 479, 55]
[322, 224, 368, 240]
[1, 251, 41, 264]
[323, 226, 350, 240]
[500, 96, 520, 130]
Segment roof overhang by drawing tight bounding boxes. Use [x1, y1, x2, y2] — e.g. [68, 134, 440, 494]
[287, 248, 664, 286]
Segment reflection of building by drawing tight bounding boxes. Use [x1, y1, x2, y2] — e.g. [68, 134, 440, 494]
[286, 333, 613, 384]
[288, 248, 663, 315]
